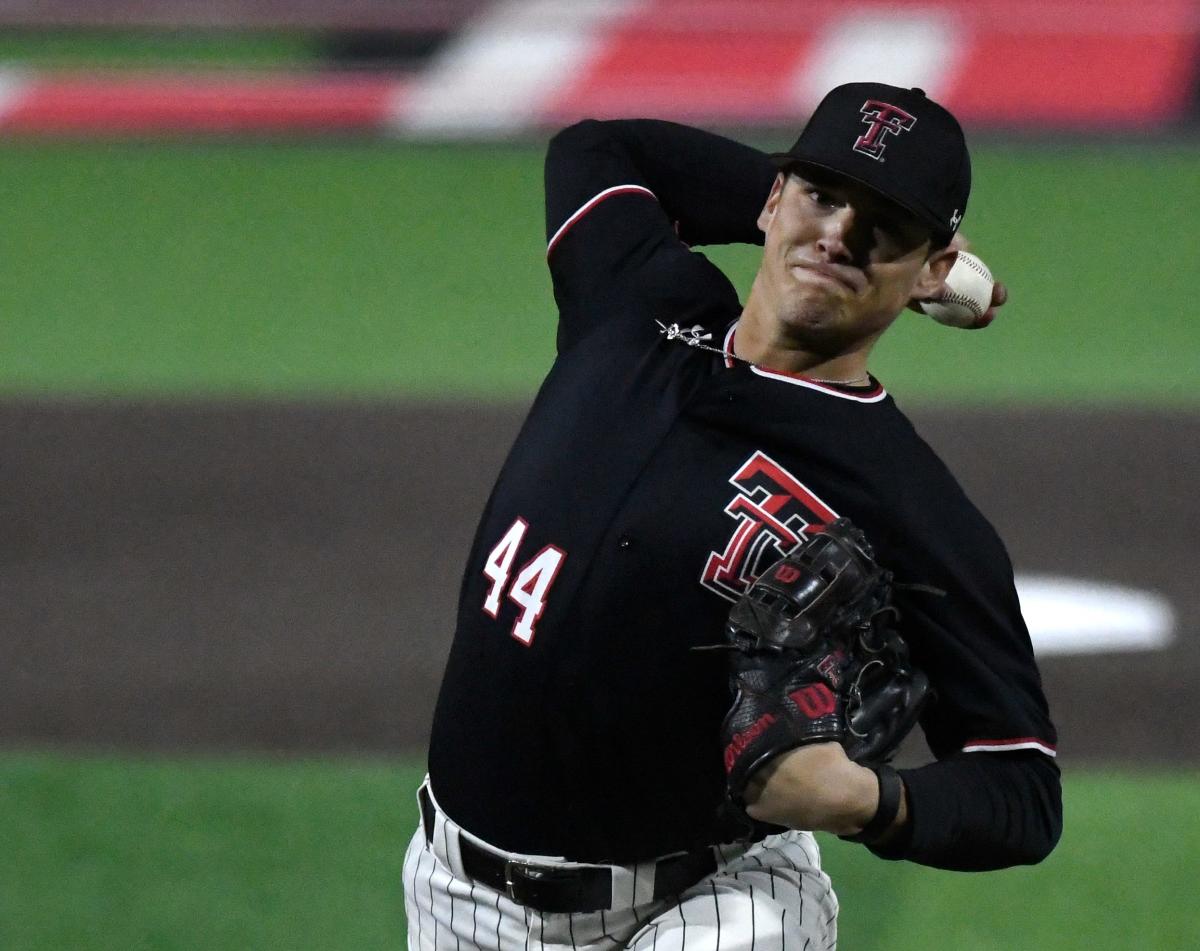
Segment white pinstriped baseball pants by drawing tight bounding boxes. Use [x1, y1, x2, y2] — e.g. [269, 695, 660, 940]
[402, 783, 838, 950]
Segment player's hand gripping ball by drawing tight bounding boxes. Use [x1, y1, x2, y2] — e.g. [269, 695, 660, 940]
[719, 518, 932, 813]
[916, 251, 995, 329]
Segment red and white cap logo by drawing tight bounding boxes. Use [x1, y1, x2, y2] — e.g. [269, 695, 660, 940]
[852, 100, 917, 161]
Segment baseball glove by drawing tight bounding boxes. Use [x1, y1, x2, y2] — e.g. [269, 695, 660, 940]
[718, 517, 931, 810]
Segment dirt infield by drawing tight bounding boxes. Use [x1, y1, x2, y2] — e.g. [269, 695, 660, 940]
[2, 399, 1196, 764]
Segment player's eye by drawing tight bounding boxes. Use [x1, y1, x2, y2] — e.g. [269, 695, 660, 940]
[872, 222, 899, 246]
[877, 218, 926, 254]
[807, 188, 837, 208]
[863, 205, 920, 247]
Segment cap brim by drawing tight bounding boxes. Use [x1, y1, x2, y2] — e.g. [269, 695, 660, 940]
[768, 153, 951, 245]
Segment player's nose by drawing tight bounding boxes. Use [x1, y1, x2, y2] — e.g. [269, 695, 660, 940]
[816, 207, 855, 264]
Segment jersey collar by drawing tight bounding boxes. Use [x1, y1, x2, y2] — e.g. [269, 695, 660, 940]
[722, 322, 888, 404]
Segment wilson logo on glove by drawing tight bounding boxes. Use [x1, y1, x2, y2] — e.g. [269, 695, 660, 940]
[774, 564, 802, 583]
[723, 712, 778, 773]
[789, 683, 837, 719]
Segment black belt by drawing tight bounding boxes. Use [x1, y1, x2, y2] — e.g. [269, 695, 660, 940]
[419, 786, 717, 915]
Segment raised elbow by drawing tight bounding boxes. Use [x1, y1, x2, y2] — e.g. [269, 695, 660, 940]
[546, 119, 610, 160]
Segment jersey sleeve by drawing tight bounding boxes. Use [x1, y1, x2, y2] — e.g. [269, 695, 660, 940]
[879, 749, 1062, 870]
[543, 119, 777, 352]
[893, 501, 1057, 763]
[865, 454, 1062, 868]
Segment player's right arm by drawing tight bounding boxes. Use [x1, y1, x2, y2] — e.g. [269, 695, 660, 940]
[544, 119, 777, 348]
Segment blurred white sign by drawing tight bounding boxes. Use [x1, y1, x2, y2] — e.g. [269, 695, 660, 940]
[1014, 574, 1176, 656]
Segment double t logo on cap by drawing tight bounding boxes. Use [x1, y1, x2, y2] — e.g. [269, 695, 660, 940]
[852, 101, 917, 162]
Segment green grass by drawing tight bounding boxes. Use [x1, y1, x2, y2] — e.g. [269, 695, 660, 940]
[0, 752, 424, 951]
[0, 141, 1196, 404]
[3, 752, 1198, 950]
[0, 143, 548, 400]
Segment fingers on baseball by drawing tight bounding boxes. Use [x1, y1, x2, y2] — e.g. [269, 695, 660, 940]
[973, 281, 1008, 329]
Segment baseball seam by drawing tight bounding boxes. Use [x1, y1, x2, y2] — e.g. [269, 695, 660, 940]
[935, 291, 985, 317]
[958, 253, 993, 282]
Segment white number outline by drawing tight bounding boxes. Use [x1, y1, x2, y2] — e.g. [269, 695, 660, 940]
[480, 518, 567, 647]
[482, 517, 528, 618]
[507, 544, 567, 646]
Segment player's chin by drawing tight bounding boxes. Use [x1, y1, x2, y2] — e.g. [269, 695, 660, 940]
[777, 301, 852, 344]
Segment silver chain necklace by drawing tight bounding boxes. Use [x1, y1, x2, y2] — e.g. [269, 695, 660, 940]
[655, 321, 872, 387]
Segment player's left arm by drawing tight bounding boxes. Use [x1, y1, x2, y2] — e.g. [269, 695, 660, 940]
[874, 504, 1061, 870]
[742, 502, 1061, 870]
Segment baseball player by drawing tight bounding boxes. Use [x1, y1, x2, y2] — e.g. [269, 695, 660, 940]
[403, 83, 1061, 949]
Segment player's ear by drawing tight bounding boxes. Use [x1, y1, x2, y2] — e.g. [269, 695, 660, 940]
[912, 245, 957, 300]
[757, 173, 788, 234]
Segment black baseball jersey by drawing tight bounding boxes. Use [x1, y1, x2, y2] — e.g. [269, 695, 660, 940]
[428, 119, 1059, 869]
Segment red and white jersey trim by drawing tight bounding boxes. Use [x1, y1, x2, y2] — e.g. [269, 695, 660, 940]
[546, 184, 657, 257]
[962, 737, 1058, 757]
[722, 323, 887, 403]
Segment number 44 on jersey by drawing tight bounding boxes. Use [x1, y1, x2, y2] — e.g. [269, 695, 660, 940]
[481, 518, 567, 646]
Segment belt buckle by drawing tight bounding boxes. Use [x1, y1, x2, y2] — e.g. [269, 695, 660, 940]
[503, 860, 547, 904]
[503, 859, 611, 914]
[502, 859, 520, 900]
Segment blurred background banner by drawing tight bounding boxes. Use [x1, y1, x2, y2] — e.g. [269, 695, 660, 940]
[0, 0, 1197, 134]
[2, 4, 1198, 950]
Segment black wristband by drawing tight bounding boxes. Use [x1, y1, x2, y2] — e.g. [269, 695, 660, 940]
[840, 764, 904, 845]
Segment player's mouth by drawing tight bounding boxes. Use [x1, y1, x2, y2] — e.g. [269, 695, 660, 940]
[788, 259, 863, 294]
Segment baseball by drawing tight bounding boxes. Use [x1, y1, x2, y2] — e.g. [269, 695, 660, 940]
[917, 251, 995, 329]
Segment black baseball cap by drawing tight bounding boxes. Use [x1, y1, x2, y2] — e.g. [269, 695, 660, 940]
[771, 83, 971, 245]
